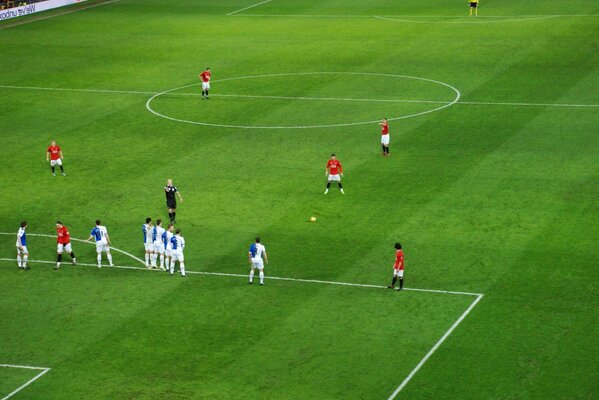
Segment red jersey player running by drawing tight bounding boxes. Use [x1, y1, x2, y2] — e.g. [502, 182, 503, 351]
[324, 153, 344, 195]
[199, 67, 211, 99]
[387, 242, 405, 291]
[379, 118, 390, 156]
[54, 221, 76, 270]
[46, 140, 66, 176]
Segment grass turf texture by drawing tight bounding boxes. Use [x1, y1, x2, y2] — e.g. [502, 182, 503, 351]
[1, 0, 598, 399]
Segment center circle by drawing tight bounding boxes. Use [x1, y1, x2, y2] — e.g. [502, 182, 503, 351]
[145, 72, 461, 129]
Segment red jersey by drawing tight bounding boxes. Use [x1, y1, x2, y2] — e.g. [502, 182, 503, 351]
[381, 122, 389, 135]
[47, 145, 61, 160]
[327, 160, 342, 175]
[200, 71, 211, 83]
[57, 226, 70, 244]
[393, 249, 404, 270]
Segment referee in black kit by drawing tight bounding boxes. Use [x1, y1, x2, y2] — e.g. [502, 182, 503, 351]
[165, 179, 183, 223]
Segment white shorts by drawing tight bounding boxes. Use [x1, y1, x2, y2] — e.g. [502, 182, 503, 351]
[16, 246, 28, 255]
[381, 134, 390, 145]
[171, 251, 184, 262]
[165, 246, 172, 257]
[57, 243, 72, 253]
[153, 242, 165, 254]
[328, 174, 341, 182]
[393, 268, 404, 278]
[202, 81, 210, 90]
[251, 258, 264, 270]
[144, 243, 154, 252]
[95, 241, 110, 253]
[50, 158, 63, 166]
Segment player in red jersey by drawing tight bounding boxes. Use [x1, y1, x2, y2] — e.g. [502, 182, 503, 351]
[199, 67, 211, 99]
[387, 242, 405, 291]
[46, 140, 66, 176]
[379, 118, 390, 157]
[54, 221, 76, 270]
[324, 153, 344, 194]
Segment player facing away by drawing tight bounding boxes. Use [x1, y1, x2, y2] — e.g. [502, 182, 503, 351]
[16, 221, 29, 270]
[85, 220, 113, 268]
[469, 0, 479, 16]
[199, 67, 211, 99]
[55, 221, 76, 270]
[387, 243, 405, 291]
[151, 219, 166, 270]
[142, 217, 154, 268]
[248, 237, 268, 285]
[324, 153, 344, 194]
[169, 229, 186, 277]
[379, 118, 390, 156]
[165, 179, 183, 223]
[46, 140, 66, 176]
[164, 223, 175, 272]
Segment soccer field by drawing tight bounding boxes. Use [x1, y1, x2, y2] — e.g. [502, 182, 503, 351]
[1, 0, 598, 399]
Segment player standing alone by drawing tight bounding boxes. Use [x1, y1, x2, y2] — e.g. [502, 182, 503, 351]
[55, 221, 76, 270]
[248, 237, 268, 285]
[16, 221, 29, 270]
[379, 118, 390, 156]
[324, 153, 345, 194]
[469, 0, 479, 16]
[85, 220, 113, 268]
[46, 140, 66, 176]
[165, 179, 183, 223]
[199, 67, 211, 99]
[387, 243, 405, 291]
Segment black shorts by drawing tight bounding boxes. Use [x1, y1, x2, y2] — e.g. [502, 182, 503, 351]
[469, 2, 478, 7]
[166, 200, 177, 209]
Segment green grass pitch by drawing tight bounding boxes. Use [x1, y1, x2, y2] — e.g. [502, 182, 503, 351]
[1, 0, 598, 399]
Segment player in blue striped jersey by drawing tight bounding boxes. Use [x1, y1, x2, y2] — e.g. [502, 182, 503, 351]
[164, 223, 175, 272]
[151, 219, 166, 270]
[16, 221, 29, 270]
[248, 237, 268, 285]
[142, 217, 153, 268]
[85, 220, 113, 268]
[169, 228, 186, 277]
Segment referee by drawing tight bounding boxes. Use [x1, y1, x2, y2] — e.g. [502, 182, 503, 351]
[165, 179, 183, 223]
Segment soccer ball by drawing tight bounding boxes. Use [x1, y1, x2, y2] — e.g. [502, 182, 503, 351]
[309, 217, 317, 222]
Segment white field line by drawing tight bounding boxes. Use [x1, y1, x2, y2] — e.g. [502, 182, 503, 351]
[0, 232, 144, 265]
[374, 14, 558, 24]
[0, 257, 482, 296]
[387, 293, 484, 399]
[230, 13, 599, 19]
[227, 0, 272, 16]
[0, 0, 121, 30]
[1, 84, 597, 108]
[0, 365, 51, 400]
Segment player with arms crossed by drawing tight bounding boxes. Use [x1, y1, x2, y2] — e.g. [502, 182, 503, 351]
[46, 140, 66, 176]
[379, 118, 390, 157]
[151, 219, 166, 270]
[16, 221, 29, 270]
[469, 0, 479, 16]
[199, 67, 211, 99]
[324, 153, 345, 195]
[164, 179, 183, 223]
[169, 228, 186, 277]
[85, 220, 113, 268]
[142, 217, 153, 269]
[55, 221, 76, 270]
[248, 237, 268, 286]
[387, 243, 405, 291]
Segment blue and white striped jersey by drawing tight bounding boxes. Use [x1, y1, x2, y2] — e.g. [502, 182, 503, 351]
[90, 226, 108, 242]
[170, 235, 185, 251]
[16, 228, 26, 247]
[249, 243, 266, 259]
[142, 224, 152, 244]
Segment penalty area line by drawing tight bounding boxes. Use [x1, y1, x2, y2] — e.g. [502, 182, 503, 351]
[0, 256, 484, 397]
[0, 365, 51, 400]
[227, 0, 272, 16]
